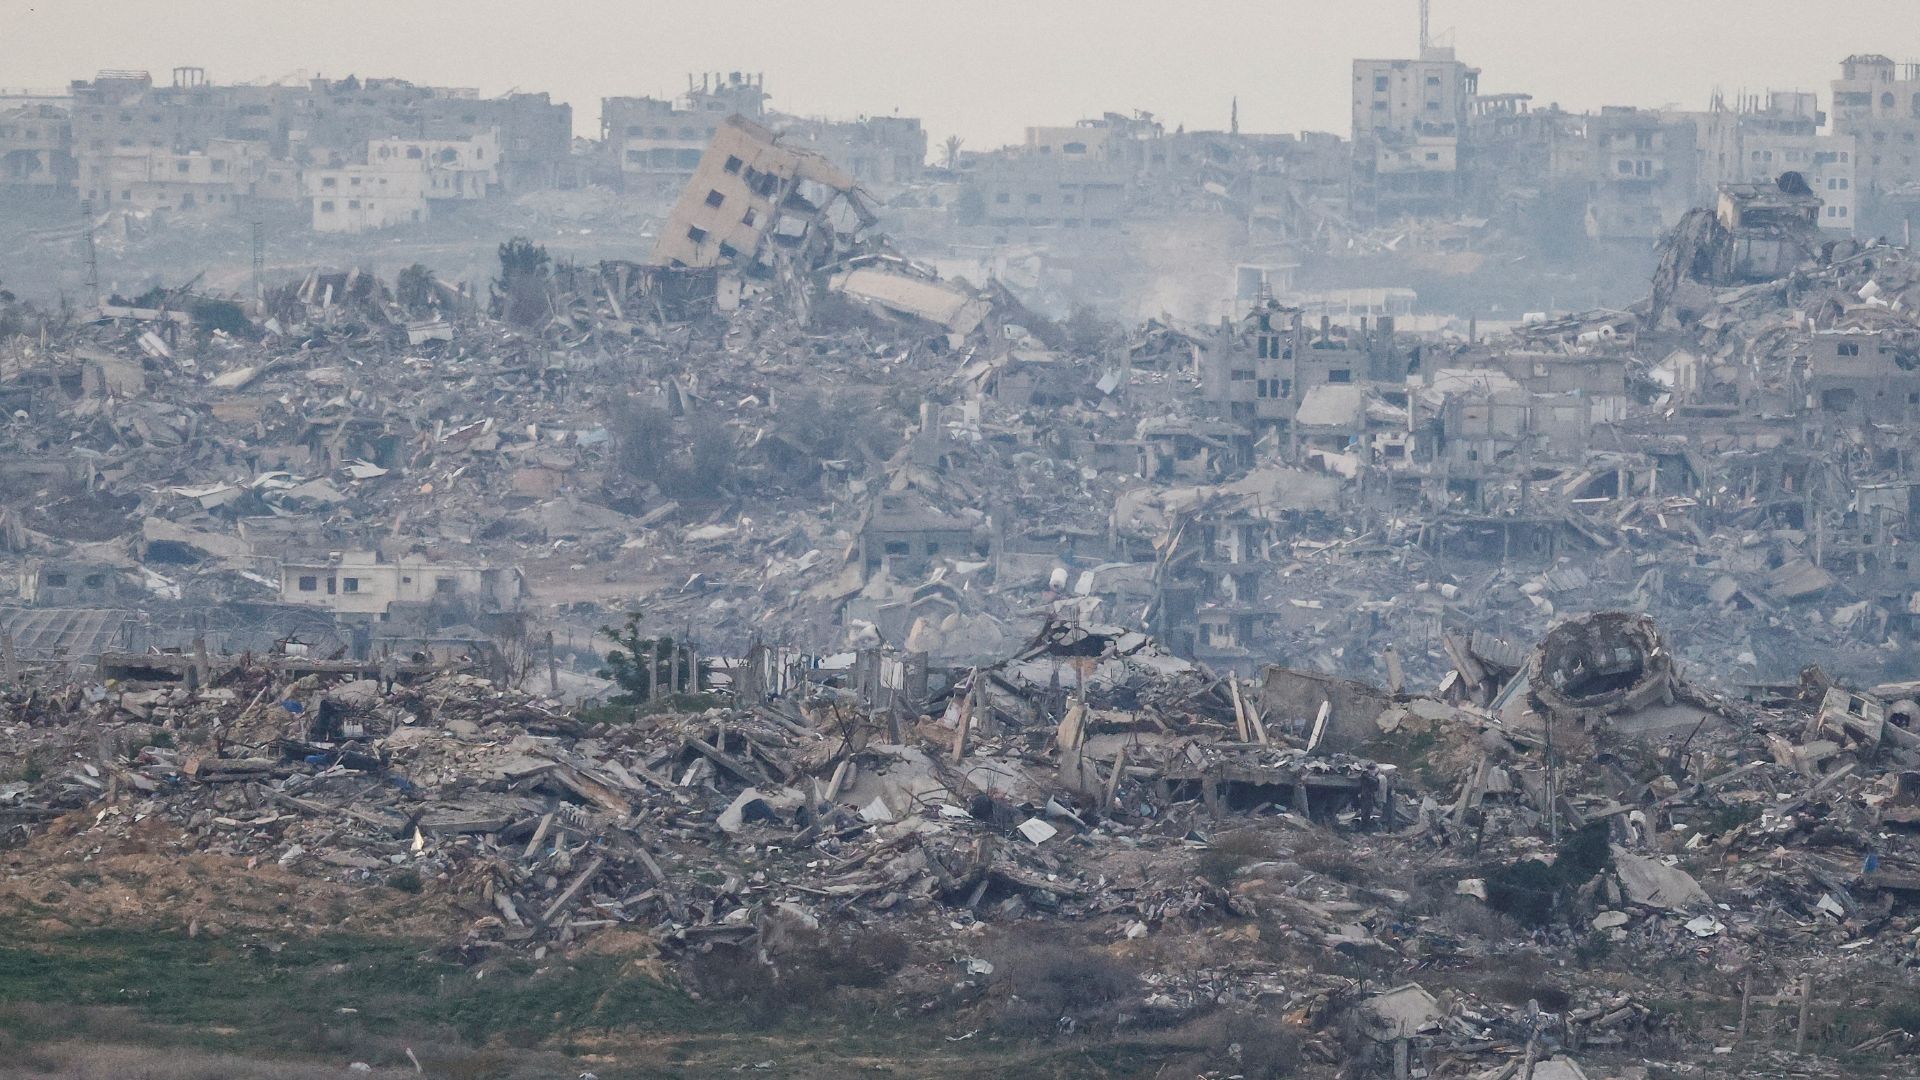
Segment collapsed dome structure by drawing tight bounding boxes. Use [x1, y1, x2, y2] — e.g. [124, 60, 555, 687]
[1528, 612, 1675, 721]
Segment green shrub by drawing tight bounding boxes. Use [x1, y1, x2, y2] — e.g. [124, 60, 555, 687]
[987, 938, 1137, 1037]
[681, 928, 913, 1029]
[1706, 802, 1762, 835]
[1197, 831, 1279, 887]
[1484, 822, 1613, 927]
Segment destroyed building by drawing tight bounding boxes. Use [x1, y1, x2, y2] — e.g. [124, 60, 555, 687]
[65, 67, 574, 213]
[1349, 47, 1480, 222]
[20, 32, 1920, 1079]
[1199, 302, 1406, 434]
[278, 552, 525, 620]
[602, 72, 770, 191]
[651, 114, 877, 271]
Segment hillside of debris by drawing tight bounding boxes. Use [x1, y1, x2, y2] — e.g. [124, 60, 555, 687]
[10, 111, 1920, 1079]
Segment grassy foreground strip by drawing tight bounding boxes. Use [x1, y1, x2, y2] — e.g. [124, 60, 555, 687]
[0, 924, 726, 1078]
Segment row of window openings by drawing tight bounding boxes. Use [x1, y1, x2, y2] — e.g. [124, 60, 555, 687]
[625, 148, 703, 167]
[82, 103, 491, 123]
[1751, 149, 1851, 165]
[708, 155, 785, 201]
[1827, 340, 1904, 357]
[1603, 133, 1660, 150]
[1229, 370, 1351, 391]
[373, 146, 480, 161]
[1231, 367, 1348, 383]
[1833, 341, 1889, 356]
[1228, 365, 1351, 382]
[88, 136, 242, 150]
[90, 189, 235, 203]
[1820, 390, 1920, 407]
[297, 575, 457, 594]
[624, 125, 713, 140]
[977, 218, 1116, 229]
[1836, 92, 1920, 114]
[321, 175, 394, 189]
[994, 192, 1083, 204]
[686, 186, 759, 249]
[74, 154, 232, 171]
[79, 105, 498, 125]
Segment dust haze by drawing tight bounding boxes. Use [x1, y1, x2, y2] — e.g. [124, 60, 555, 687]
[0, 4, 1918, 1078]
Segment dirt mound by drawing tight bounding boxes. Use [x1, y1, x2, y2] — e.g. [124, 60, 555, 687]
[0, 812, 469, 939]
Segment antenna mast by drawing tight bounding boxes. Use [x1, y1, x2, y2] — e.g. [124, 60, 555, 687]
[1419, 0, 1431, 54]
[80, 198, 99, 308]
[251, 220, 264, 300]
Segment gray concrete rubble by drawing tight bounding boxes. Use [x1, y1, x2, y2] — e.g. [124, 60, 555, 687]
[9, 115, 1920, 1078]
[2, 600, 1920, 1074]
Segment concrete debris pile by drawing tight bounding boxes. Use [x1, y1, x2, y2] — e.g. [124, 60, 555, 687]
[0, 625, 1405, 956]
[6, 613, 1920, 1073]
[1176, 222, 1920, 701]
[2, 112, 1248, 686]
[12, 128, 1920, 1074]
[20, 158, 1920, 730]
[0, 233, 1075, 678]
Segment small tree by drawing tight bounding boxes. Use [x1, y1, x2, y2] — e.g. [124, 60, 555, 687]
[1062, 302, 1117, 357]
[607, 402, 736, 498]
[599, 612, 701, 705]
[498, 237, 549, 282]
[953, 185, 986, 227]
[189, 297, 257, 339]
[611, 400, 673, 488]
[396, 263, 436, 315]
[0, 278, 21, 340]
[496, 237, 551, 327]
[683, 420, 737, 495]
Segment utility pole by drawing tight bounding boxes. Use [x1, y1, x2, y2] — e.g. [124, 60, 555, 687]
[1545, 704, 1559, 844]
[1795, 974, 1813, 1054]
[250, 219, 265, 300]
[1737, 973, 1753, 1044]
[80, 198, 99, 308]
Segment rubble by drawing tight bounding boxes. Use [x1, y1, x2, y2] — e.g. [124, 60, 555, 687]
[11, 96, 1920, 1079]
[3, 601, 1920, 1075]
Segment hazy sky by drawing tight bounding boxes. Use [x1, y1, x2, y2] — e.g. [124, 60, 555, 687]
[4, 0, 1918, 148]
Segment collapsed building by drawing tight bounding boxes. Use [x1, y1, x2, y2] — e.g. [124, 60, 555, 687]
[651, 114, 878, 272]
[1651, 171, 1828, 324]
[12, 81, 1920, 1079]
[8, 122, 1920, 723]
[8, 597, 1920, 1075]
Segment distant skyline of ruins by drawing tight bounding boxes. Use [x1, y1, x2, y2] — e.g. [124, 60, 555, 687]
[6, 0, 1919, 147]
